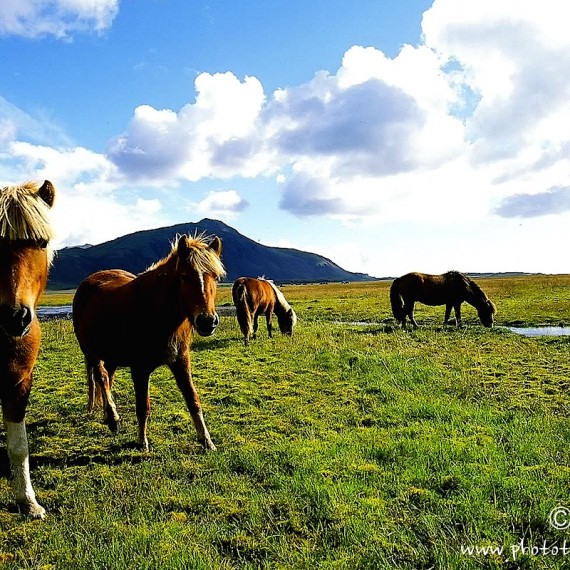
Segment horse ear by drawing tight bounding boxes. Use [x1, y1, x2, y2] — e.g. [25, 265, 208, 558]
[38, 180, 55, 208]
[177, 235, 190, 258]
[209, 236, 222, 257]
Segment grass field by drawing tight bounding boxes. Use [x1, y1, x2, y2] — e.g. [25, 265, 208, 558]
[1, 276, 570, 569]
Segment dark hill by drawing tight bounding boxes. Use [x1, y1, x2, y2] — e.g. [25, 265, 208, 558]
[48, 218, 374, 289]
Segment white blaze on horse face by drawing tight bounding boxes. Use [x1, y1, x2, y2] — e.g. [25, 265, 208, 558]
[198, 271, 205, 296]
[4, 420, 45, 519]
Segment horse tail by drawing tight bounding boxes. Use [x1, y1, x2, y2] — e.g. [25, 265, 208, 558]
[232, 280, 253, 342]
[390, 278, 406, 323]
[85, 360, 102, 410]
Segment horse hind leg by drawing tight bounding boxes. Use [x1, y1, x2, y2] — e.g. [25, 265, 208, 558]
[86, 361, 100, 411]
[91, 361, 121, 433]
[443, 304, 455, 326]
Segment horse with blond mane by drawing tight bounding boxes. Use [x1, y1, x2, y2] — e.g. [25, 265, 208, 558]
[72, 234, 225, 452]
[232, 277, 297, 345]
[0, 180, 56, 518]
[390, 271, 496, 329]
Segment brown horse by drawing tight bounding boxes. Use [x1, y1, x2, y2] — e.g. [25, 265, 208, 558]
[390, 271, 496, 329]
[0, 181, 56, 519]
[72, 234, 225, 452]
[232, 277, 297, 344]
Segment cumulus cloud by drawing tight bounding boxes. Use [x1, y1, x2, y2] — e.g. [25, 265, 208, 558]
[0, 0, 119, 39]
[3, 0, 570, 253]
[107, 73, 268, 183]
[190, 190, 249, 220]
[52, 192, 165, 247]
[279, 173, 345, 217]
[422, 0, 570, 166]
[494, 186, 570, 218]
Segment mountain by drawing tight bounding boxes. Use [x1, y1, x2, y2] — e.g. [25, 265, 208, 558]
[48, 219, 375, 289]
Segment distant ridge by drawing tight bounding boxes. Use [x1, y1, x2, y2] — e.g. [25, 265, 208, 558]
[48, 218, 375, 289]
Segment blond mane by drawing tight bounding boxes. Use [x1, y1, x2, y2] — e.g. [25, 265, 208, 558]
[260, 278, 295, 314]
[0, 182, 55, 243]
[147, 233, 226, 278]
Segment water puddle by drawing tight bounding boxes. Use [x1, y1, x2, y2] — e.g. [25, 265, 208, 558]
[334, 321, 379, 327]
[506, 326, 570, 338]
[37, 305, 73, 320]
[37, 305, 236, 321]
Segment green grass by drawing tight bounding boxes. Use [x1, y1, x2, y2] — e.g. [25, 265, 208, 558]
[1, 277, 569, 568]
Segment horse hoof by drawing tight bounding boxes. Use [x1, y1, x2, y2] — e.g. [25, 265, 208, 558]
[201, 438, 217, 451]
[19, 501, 46, 520]
[106, 417, 121, 433]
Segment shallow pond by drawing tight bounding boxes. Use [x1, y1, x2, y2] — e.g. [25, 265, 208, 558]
[37, 305, 73, 320]
[36, 304, 237, 321]
[506, 326, 570, 337]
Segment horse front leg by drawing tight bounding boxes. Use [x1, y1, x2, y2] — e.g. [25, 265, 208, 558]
[131, 368, 151, 452]
[266, 310, 273, 338]
[252, 313, 259, 340]
[2, 397, 45, 519]
[169, 355, 216, 451]
[454, 303, 463, 327]
[444, 304, 454, 326]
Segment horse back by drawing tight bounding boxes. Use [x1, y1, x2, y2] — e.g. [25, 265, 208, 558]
[73, 269, 140, 361]
[397, 272, 458, 306]
[73, 269, 136, 316]
[232, 277, 275, 313]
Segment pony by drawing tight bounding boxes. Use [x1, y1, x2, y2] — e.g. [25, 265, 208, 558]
[72, 234, 225, 452]
[0, 180, 56, 519]
[232, 277, 297, 344]
[390, 271, 496, 329]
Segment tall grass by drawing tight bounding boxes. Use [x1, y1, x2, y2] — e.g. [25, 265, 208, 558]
[0, 277, 568, 568]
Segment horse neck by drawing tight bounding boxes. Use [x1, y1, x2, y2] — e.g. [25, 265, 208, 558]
[462, 278, 488, 309]
[136, 259, 186, 329]
[265, 281, 289, 315]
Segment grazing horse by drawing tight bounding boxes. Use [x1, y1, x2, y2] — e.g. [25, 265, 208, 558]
[0, 180, 56, 519]
[72, 235, 225, 452]
[390, 271, 496, 329]
[232, 277, 297, 344]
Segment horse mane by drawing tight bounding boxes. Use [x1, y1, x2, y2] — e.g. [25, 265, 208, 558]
[0, 182, 55, 243]
[147, 233, 226, 278]
[259, 277, 294, 314]
[447, 271, 488, 303]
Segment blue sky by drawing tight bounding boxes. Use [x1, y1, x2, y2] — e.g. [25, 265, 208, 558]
[1, 0, 569, 277]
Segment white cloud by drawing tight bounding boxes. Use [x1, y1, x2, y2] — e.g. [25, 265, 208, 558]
[0, 0, 118, 38]
[52, 191, 165, 248]
[190, 190, 249, 220]
[2, 0, 570, 270]
[107, 72, 270, 183]
[422, 0, 570, 166]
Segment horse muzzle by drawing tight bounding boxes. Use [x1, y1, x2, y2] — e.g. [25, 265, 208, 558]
[193, 312, 220, 337]
[0, 304, 33, 337]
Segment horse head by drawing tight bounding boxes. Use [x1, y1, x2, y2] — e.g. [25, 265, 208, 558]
[176, 234, 225, 337]
[277, 307, 297, 336]
[0, 181, 55, 337]
[477, 299, 497, 328]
